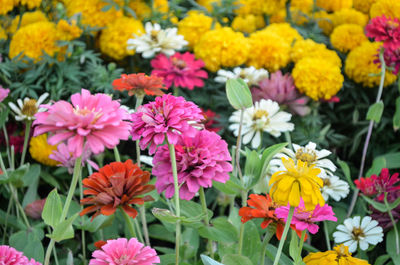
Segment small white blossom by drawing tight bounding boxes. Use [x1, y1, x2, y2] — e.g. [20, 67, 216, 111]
[320, 174, 350, 201]
[8, 93, 49, 121]
[214, 66, 269, 86]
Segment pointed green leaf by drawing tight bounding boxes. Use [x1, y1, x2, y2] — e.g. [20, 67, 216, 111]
[366, 157, 386, 177]
[226, 78, 253, 110]
[201, 255, 224, 265]
[260, 142, 288, 179]
[386, 225, 400, 265]
[393, 97, 400, 131]
[42, 189, 62, 228]
[48, 213, 78, 242]
[337, 159, 356, 190]
[366, 101, 384, 123]
[361, 195, 387, 212]
[222, 254, 253, 265]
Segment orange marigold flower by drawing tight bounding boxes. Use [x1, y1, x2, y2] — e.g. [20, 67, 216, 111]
[80, 160, 154, 220]
[239, 194, 305, 240]
[112, 73, 166, 97]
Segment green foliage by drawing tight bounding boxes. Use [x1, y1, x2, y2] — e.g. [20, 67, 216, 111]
[226, 78, 253, 110]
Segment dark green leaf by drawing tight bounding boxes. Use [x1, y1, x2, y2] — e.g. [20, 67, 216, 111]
[366, 101, 384, 123]
[337, 159, 356, 190]
[242, 221, 262, 264]
[393, 97, 400, 131]
[386, 225, 400, 265]
[366, 157, 386, 177]
[361, 195, 387, 212]
[198, 217, 238, 243]
[374, 254, 391, 265]
[201, 255, 224, 265]
[260, 143, 288, 179]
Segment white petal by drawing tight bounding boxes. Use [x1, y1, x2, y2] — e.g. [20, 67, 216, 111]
[251, 131, 262, 149]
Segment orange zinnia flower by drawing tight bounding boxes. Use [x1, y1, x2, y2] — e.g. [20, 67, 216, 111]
[112, 73, 166, 97]
[80, 160, 154, 220]
[239, 194, 305, 240]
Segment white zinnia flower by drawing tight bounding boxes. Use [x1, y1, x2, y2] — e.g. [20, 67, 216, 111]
[127, 22, 188, 58]
[8, 93, 49, 121]
[214, 66, 269, 86]
[333, 216, 384, 253]
[320, 175, 350, 201]
[269, 141, 337, 177]
[229, 99, 294, 149]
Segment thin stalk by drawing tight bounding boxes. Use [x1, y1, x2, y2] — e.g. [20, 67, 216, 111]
[260, 227, 275, 265]
[78, 172, 87, 264]
[47, 227, 59, 265]
[273, 207, 295, 265]
[140, 206, 151, 246]
[384, 193, 399, 254]
[114, 146, 121, 162]
[298, 230, 306, 254]
[121, 208, 137, 238]
[238, 190, 248, 255]
[135, 95, 144, 167]
[2, 126, 11, 167]
[236, 109, 246, 255]
[323, 221, 331, 250]
[347, 50, 386, 217]
[173, 86, 179, 96]
[2, 197, 13, 243]
[167, 140, 181, 265]
[20, 120, 32, 166]
[284, 131, 293, 151]
[199, 187, 213, 258]
[134, 218, 144, 243]
[44, 156, 82, 265]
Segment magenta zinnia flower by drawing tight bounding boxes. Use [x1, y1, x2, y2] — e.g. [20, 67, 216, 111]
[251, 71, 310, 116]
[373, 168, 400, 201]
[275, 198, 337, 234]
[131, 94, 204, 154]
[384, 44, 400, 75]
[0, 245, 42, 265]
[152, 129, 232, 200]
[89, 238, 160, 265]
[33, 89, 131, 158]
[151, 52, 208, 90]
[371, 191, 400, 230]
[0, 86, 10, 103]
[366, 15, 400, 46]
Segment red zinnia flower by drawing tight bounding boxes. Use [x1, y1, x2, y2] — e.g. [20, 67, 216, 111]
[238, 194, 304, 240]
[384, 44, 400, 75]
[80, 160, 155, 220]
[354, 176, 377, 197]
[373, 168, 400, 201]
[366, 15, 400, 46]
[201, 109, 221, 133]
[112, 73, 166, 97]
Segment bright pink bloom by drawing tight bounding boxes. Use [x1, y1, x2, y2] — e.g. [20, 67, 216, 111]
[33, 89, 131, 158]
[366, 15, 400, 45]
[131, 94, 204, 154]
[0, 245, 42, 265]
[373, 168, 400, 201]
[275, 198, 337, 234]
[89, 238, 160, 265]
[152, 129, 232, 200]
[151, 52, 208, 90]
[251, 71, 310, 116]
[201, 109, 221, 133]
[354, 176, 378, 197]
[384, 44, 400, 74]
[49, 143, 99, 174]
[0, 86, 10, 103]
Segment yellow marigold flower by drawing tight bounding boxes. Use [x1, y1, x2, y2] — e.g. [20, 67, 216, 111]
[56, 19, 82, 41]
[197, 0, 221, 12]
[353, 0, 377, 14]
[330, 24, 368, 53]
[153, 0, 168, 13]
[314, 11, 334, 35]
[9, 21, 59, 61]
[304, 244, 370, 265]
[99, 16, 144, 60]
[128, 0, 151, 20]
[261, 0, 286, 16]
[263, 23, 303, 45]
[8, 11, 48, 34]
[29, 134, 59, 167]
[345, 41, 397, 88]
[270, 9, 286, 24]
[370, 0, 400, 20]
[64, 0, 123, 29]
[292, 57, 343, 101]
[291, 39, 342, 67]
[232, 14, 265, 34]
[194, 27, 250, 72]
[178, 11, 216, 49]
[331, 8, 369, 28]
[269, 158, 324, 210]
[247, 30, 291, 72]
[316, 0, 353, 12]
[0, 26, 6, 40]
[0, 0, 17, 15]
[19, 0, 42, 9]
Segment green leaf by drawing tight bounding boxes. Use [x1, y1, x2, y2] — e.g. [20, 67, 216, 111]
[386, 225, 400, 265]
[226, 78, 253, 110]
[366, 101, 384, 123]
[21, 163, 40, 187]
[222, 254, 253, 265]
[180, 200, 213, 223]
[42, 189, 63, 228]
[242, 221, 262, 265]
[337, 159, 355, 190]
[160, 254, 176, 265]
[388, 197, 400, 211]
[201, 254, 224, 265]
[265, 244, 293, 265]
[48, 213, 79, 242]
[198, 217, 238, 243]
[289, 230, 299, 262]
[260, 143, 288, 179]
[366, 157, 386, 177]
[374, 254, 391, 265]
[9, 228, 44, 262]
[79, 214, 115, 232]
[213, 178, 242, 195]
[0, 164, 29, 187]
[182, 228, 199, 260]
[244, 149, 263, 189]
[361, 195, 387, 212]
[148, 224, 175, 243]
[22, 164, 41, 207]
[393, 97, 400, 131]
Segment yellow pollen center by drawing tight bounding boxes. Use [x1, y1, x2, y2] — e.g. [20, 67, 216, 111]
[352, 228, 365, 240]
[253, 109, 269, 120]
[323, 178, 331, 186]
[295, 149, 317, 164]
[172, 57, 187, 69]
[150, 30, 159, 41]
[21, 99, 38, 117]
[335, 245, 350, 260]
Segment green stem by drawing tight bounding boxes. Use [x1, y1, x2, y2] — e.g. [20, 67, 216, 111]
[199, 187, 214, 258]
[114, 146, 121, 162]
[121, 207, 137, 238]
[298, 230, 306, 255]
[140, 205, 151, 246]
[384, 193, 399, 255]
[134, 217, 144, 243]
[284, 131, 293, 151]
[238, 190, 248, 255]
[260, 227, 275, 265]
[236, 109, 246, 255]
[173, 86, 179, 96]
[167, 140, 181, 265]
[2, 126, 11, 168]
[79, 171, 87, 264]
[20, 120, 32, 166]
[44, 156, 82, 265]
[323, 221, 331, 250]
[273, 207, 295, 265]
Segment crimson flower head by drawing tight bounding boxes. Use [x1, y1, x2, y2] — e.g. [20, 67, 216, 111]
[384, 44, 400, 75]
[112, 73, 166, 97]
[373, 168, 400, 201]
[354, 176, 377, 197]
[152, 129, 232, 200]
[80, 160, 155, 220]
[131, 94, 204, 154]
[201, 109, 221, 133]
[366, 15, 400, 45]
[151, 52, 208, 90]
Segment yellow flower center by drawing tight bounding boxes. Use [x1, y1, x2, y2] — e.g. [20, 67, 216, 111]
[352, 227, 365, 240]
[295, 148, 317, 164]
[323, 178, 331, 186]
[74, 106, 102, 123]
[253, 109, 269, 120]
[172, 57, 187, 69]
[150, 30, 159, 41]
[335, 244, 350, 260]
[21, 99, 38, 117]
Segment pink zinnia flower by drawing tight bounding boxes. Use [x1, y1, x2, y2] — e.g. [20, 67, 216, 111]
[89, 238, 160, 265]
[33, 89, 131, 158]
[384, 44, 400, 75]
[275, 198, 337, 234]
[152, 129, 232, 200]
[151, 52, 208, 90]
[373, 168, 400, 201]
[0, 245, 42, 265]
[0, 86, 10, 103]
[49, 143, 99, 174]
[131, 94, 204, 154]
[366, 15, 400, 46]
[251, 71, 310, 116]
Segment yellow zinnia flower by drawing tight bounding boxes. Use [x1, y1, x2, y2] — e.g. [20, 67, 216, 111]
[263, 23, 303, 45]
[7, 10, 48, 34]
[29, 134, 59, 167]
[178, 11, 216, 49]
[330, 24, 368, 53]
[269, 158, 324, 210]
[304, 244, 370, 265]
[19, 0, 42, 9]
